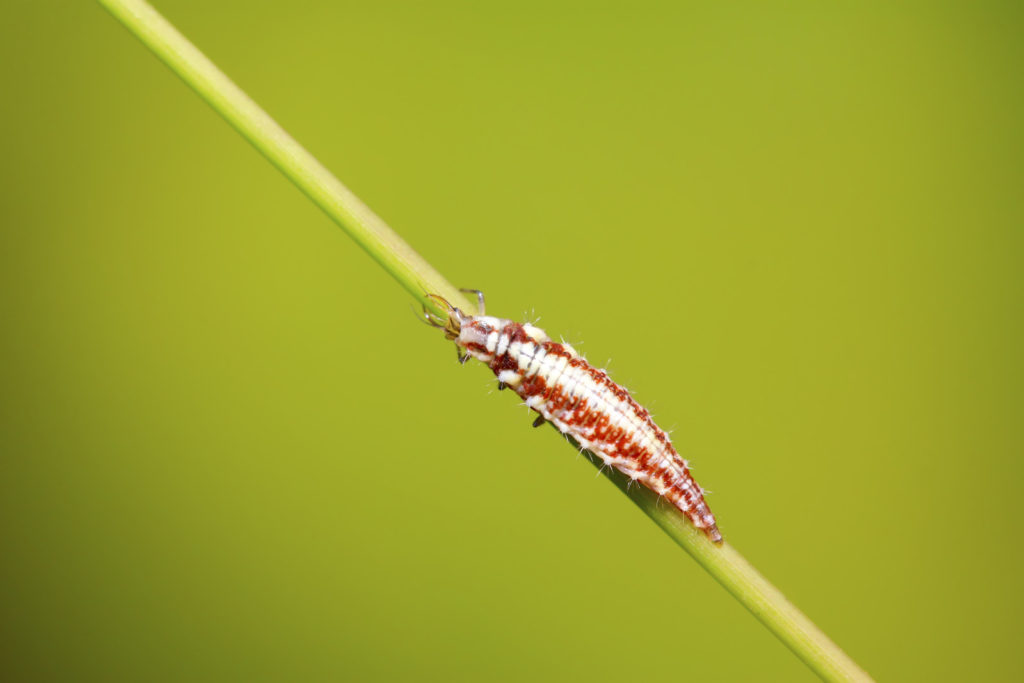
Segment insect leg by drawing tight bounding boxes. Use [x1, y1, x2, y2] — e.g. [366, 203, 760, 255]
[459, 288, 486, 315]
[532, 415, 547, 428]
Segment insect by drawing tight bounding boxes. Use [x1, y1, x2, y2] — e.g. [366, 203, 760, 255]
[423, 290, 722, 543]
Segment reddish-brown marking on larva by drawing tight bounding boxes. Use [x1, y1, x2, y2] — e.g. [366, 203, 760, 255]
[423, 295, 722, 543]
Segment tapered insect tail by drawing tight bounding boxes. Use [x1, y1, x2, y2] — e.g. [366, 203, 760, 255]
[687, 502, 723, 544]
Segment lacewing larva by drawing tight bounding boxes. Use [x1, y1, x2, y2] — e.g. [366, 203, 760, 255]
[423, 290, 722, 543]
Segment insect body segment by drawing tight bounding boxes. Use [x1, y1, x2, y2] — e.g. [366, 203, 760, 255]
[425, 293, 722, 543]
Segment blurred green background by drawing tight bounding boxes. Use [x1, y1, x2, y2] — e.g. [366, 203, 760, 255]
[2, 1, 1022, 680]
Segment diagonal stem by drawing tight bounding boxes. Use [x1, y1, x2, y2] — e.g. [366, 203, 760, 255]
[96, 1, 872, 680]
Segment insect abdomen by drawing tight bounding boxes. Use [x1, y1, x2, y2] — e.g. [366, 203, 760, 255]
[482, 322, 722, 543]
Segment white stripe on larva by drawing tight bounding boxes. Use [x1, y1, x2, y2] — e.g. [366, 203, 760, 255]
[540, 354, 564, 384]
[522, 324, 547, 342]
[527, 348, 547, 377]
[497, 369, 521, 386]
[517, 343, 536, 371]
[496, 334, 511, 356]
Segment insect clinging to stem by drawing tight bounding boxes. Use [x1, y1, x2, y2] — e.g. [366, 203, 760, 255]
[422, 289, 722, 543]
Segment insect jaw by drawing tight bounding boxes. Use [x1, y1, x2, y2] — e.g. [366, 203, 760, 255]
[424, 293, 467, 340]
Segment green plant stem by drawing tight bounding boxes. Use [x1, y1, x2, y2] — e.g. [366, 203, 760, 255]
[97, 1, 872, 680]
[96, 0, 470, 318]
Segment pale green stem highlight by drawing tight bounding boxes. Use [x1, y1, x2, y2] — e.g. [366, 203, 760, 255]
[96, 1, 872, 680]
